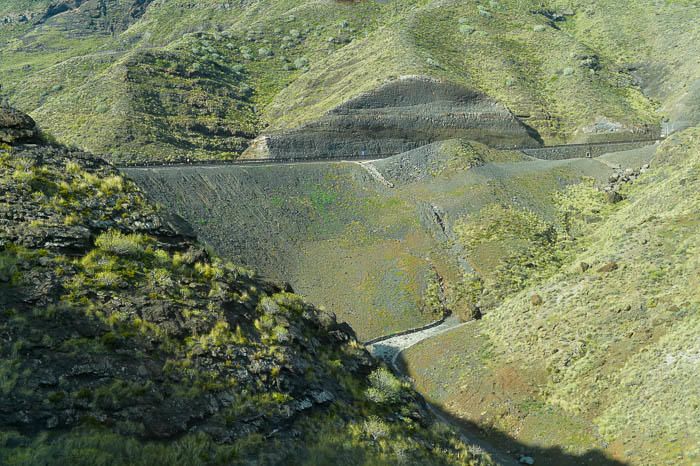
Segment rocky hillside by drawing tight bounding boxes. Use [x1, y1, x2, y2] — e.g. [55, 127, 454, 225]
[2, 0, 697, 163]
[0, 106, 493, 465]
[0, 2, 698, 465]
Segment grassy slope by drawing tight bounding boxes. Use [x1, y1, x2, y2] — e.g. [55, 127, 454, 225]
[1, 0, 688, 161]
[551, 0, 700, 121]
[126, 160, 438, 340]
[397, 5, 700, 464]
[270, 0, 661, 141]
[402, 130, 700, 466]
[0, 0, 697, 456]
[279, 151, 631, 340]
[0, 0, 419, 161]
[406, 0, 657, 142]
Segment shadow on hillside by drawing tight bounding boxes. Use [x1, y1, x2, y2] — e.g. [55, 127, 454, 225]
[393, 353, 628, 466]
[522, 121, 545, 147]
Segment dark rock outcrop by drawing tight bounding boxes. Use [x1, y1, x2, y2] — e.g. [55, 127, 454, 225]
[0, 104, 37, 144]
[244, 76, 542, 160]
[38, 0, 87, 24]
[37, 0, 155, 34]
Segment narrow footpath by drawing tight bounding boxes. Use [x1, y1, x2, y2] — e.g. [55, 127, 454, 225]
[355, 160, 395, 187]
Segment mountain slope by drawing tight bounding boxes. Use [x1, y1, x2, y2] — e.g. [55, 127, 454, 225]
[3, 0, 695, 162]
[0, 2, 698, 465]
[401, 129, 700, 465]
[124, 140, 637, 341]
[0, 105, 493, 465]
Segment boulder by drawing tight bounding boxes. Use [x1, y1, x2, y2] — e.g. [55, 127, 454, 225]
[0, 104, 37, 144]
[598, 261, 619, 273]
[606, 190, 624, 204]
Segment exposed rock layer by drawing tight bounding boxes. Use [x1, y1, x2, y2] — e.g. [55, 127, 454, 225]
[244, 77, 542, 160]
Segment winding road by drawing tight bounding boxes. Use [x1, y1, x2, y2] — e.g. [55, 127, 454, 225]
[117, 138, 661, 170]
[366, 315, 466, 366]
[366, 316, 520, 466]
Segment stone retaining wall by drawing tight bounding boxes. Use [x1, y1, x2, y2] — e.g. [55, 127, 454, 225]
[521, 140, 657, 160]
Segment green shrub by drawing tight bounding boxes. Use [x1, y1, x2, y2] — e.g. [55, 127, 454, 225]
[455, 204, 561, 303]
[38, 130, 60, 146]
[64, 160, 81, 175]
[194, 261, 224, 280]
[12, 168, 34, 183]
[478, 8, 492, 18]
[456, 204, 552, 252]
[95, 231, 146, 257]
[365, 368, 404, 405]
[148, 268, 173, 290]
[0, 252, 18, 283]
[95, 271, 121, 289]
[293, 57, 310, 70]
[99, 176, 124, 196]
[450, 273, 484, 321]
[420, 273, 445, 318]
[240, 46, 253, 60]
[239, 84, 253, 97]
[459, 24, 476, 35]
[47, 391, 65, 403]
[362, 416, 389, 441]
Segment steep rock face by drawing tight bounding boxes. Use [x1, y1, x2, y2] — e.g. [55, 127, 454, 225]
[243, 77, 542, 160]
[1, 145, 364, 442]
[36, 0, 155, 33]
[0, 104, 37, 144]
